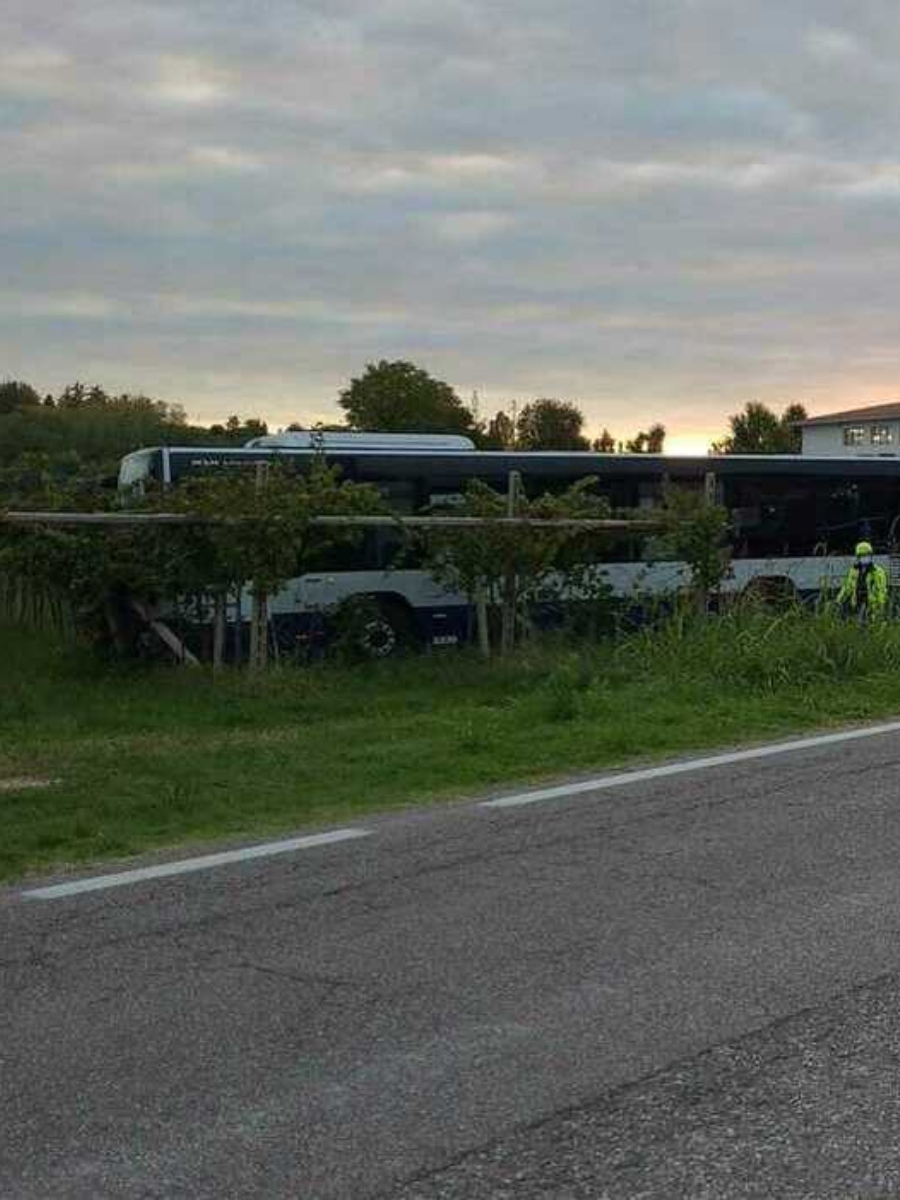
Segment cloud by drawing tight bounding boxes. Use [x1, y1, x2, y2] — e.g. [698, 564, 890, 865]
[0, 292, 123, 320]
[427, 211, 514, 244]
[805, 26, 865, 64]
[6, 1, 900, 438]
[0, 45, 73, 94]
[150, 55, 233, 106]
[832, 166, 900, 203]
[188, 145, 265, 172]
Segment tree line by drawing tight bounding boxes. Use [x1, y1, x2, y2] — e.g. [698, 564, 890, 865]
[333, 360, 805, 453]
[0, 380, 268, 505]
[333, 360, 667, 453]
[0, 362, 808, 507]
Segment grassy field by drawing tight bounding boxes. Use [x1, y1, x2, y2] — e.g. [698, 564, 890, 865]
[4, 611, 900, 882]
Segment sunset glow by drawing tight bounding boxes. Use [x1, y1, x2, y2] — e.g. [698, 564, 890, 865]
[662, 434, 717, 457]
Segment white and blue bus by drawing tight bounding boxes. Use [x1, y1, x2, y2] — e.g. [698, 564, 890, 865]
[119, 432, 900, 654]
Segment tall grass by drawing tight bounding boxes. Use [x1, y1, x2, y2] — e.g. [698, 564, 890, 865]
[0, 576, 75, 637]
[614, 604, 900, 692]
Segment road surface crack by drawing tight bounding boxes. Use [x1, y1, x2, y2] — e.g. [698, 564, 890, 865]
[374, 963, 900, 1200]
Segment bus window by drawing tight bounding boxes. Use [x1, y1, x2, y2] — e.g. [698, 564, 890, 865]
[852, 478, 900, 549]
[725, 476, 801, 556]
[303, 531, 381, 573]
[372, 479, 420, 514]
[821, 483, 861, 554]
[377, 528, 426, 570]
[637, 479, 664, 510]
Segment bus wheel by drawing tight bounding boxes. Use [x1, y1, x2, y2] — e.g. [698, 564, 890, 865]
[741, 576, 798, 609]
[335, 596, 417, 659]
[359, 600, 418, 658]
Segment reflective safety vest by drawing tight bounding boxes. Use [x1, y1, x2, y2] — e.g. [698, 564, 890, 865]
[837, 562, 888, 615]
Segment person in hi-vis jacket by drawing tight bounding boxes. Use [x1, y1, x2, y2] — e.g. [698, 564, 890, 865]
[837, 541, 888, 622]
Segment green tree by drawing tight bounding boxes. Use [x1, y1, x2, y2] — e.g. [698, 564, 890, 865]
[593, 428, 616, 453]
[647, 423, 666, 453]
[780, 404, 808, 449]
[241, 418, 268, 440]
[285, 422, 349, 433]
[339, 360, 478, 436]
[421, 477, 611, 655]
[0, 380, 41, 414]
[0, 463, 385, 665]
[208, 414, 269, 440]
[515, 399, 590, 451]
[655, 486, 731, 610]
[485, 410, 516, 449]
[713, 402, 807, 454]
[57, 382, 87, 409]
[172, 462, 382, 668]
[624, 423, 666, 453]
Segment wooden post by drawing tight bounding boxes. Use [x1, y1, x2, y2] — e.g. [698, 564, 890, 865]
[699, 472, 719, 615]
[103, 598, 131, 657]
[249, 463, 269, 671]
[249, 586, 270, 671]
[258, 591, 270, 669]
[129, 599, 200, 666]
[232, 586, 243, 667]
[475, 585, 490, 659]
[249, 601, 258, 669]
[501, 471, 521, 656]
[212, 591, 226, 672]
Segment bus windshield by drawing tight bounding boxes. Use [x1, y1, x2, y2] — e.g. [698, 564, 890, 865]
[118, 449, 157, 490]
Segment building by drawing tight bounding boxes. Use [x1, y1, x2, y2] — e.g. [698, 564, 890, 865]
[801, 403, 900, 457]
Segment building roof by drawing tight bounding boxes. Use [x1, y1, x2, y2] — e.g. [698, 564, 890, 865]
[801, 402, 900, 427]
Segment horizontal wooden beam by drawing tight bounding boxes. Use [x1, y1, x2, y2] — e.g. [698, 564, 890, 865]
[3, 511, 194, 526]
[1, 511, 663, 531]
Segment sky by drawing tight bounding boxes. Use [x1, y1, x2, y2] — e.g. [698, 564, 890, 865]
[5, 2, 900, 452]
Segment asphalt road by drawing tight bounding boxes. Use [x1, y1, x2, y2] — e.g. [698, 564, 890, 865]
[4, 727, 900, 1198]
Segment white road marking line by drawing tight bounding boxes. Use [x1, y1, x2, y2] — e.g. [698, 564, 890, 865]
[482, 720, 900, 810]
[22, 828, 372, 900]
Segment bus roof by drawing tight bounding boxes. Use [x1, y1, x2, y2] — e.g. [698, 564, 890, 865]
[243, 432, 476, 451]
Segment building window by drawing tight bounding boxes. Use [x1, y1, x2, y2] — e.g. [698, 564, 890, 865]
[843, 426, 866, 446]
[872, 425, 894, 446]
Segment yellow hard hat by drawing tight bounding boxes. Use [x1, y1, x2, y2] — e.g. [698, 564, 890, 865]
[855, 541, 874, 557]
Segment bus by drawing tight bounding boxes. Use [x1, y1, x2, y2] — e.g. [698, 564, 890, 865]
[118, 434, 900, 655]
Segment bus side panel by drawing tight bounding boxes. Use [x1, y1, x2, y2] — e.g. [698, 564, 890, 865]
[269, 569, 470, 647]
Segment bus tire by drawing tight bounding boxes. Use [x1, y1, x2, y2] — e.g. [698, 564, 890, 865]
[741, 576, 798, 609]
[337, 595, 419, 659]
